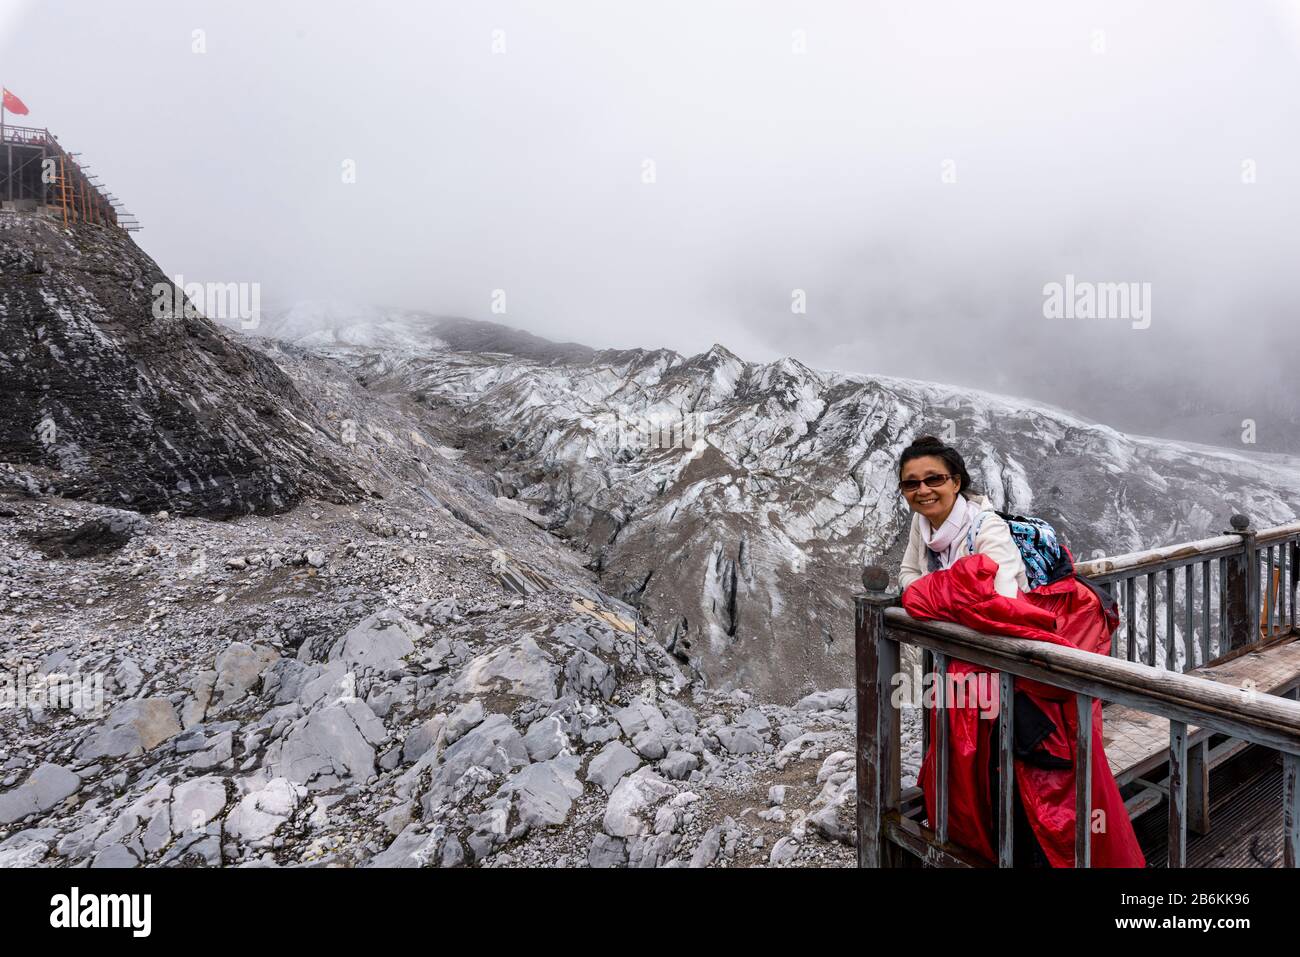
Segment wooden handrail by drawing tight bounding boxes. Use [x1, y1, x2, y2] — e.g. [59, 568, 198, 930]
[880, 605, 1300, 753]
[1074, 534, 1242, 580]
[1075, 518, 1300, 580]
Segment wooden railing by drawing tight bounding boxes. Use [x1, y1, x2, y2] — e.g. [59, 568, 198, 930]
[1074, 515, 1300, 671]
[855, 513, 1300, 868]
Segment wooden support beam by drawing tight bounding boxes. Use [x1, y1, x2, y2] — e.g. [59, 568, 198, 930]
[1223, 517, 1256, 654]
[1075, 693, 1093, 867]
[884, 813, 983, 868]
[1201, 561, 1211, 667]
[855, 575, 901, 868]
[1186, 738, 1211, 836]
[1166, 567, 1176, 671]
[934, 650, 949, 846]
[1168, 720, 1188, 868]
[1146, 571, 1157, 667]
[998, 671, 1014, 868]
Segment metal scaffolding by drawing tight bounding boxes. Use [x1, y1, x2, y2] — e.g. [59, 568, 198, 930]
[0, 124, 140, 231]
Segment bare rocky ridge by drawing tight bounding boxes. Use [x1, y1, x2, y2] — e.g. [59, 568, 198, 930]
[0, 216, 359, 518]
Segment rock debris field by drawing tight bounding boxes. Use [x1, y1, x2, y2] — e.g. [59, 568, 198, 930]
[0, 472, 870, 867]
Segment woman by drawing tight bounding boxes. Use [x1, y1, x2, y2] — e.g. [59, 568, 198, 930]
[897, 435, 1028, 599]
[895, 435, 1145, 867]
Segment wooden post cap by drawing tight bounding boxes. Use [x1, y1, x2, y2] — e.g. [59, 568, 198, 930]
[1229, 514, 1251, 532]
[861, 565, 891, 592]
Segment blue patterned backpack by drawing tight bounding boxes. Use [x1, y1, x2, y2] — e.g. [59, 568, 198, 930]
[968, 510, 1074, 590]
[925, 509, 1074, 591]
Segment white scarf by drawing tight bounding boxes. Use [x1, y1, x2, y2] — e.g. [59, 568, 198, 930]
[919, 495, 979, 569]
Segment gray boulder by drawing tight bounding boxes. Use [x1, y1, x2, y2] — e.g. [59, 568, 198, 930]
[523, 714, 568, 762]
[794, 688, 854, 712]
[453, 636, 559, 700]
[586, 741, 641, 794]
[225, 778, 306, 846]
[588, 833, 627, 868]
[330, 608, 421, 670]
[603, 767, 676, 838]
[402, 715, 446, 764]
[0, 763, 82, 824]
[612, 700, 670, 739]
[562, 649, 616, 700]
[212, 642, 279, 708]
[268, 700, 387, 788]
[77, 698, 181, 759]
[444, 699, 485, 744]
[498, 755, 583, 828]
[715, 726, 764, 755]
[659, 751, 699, 781]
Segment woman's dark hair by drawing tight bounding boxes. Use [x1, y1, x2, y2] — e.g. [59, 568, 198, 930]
[898, 435, 975, 498]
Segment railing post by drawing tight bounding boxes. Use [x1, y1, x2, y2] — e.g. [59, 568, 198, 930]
[1168, 720, 1188, 868]
[856, 566, 900, 868]
[1075, 693, 1094, 867]
[997, 671, 1015, 868]
[1222, 514, 1257, 653]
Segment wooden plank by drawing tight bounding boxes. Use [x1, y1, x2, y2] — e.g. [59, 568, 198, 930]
[1076, 533, 1245, 580]
[854, 598, 877, 868]
[998, 671, 1014, 868]
[883, 813, 983, 868]
[1123, 737, 1252, 820]
[1102, 638, 1300, 782]
[1224, 533, 1254, 655]
[1075, 693, 1093, 868]
[921, 648, 932, 767]
[1105, 581, 1118, 657]
[1219, 556, 1228, 659]
[1168, 720, 1187, 868]
[1264, 548, 1276, 638]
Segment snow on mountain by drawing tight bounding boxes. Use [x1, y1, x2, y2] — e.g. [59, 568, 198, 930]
[260, 309, 1300, 702]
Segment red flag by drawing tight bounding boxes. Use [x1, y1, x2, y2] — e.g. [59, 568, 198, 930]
[3, 88, 30, 115]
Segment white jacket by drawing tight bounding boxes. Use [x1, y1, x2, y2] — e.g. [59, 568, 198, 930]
[899, 493, 1029, 599]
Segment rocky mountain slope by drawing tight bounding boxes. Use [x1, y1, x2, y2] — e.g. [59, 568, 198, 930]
[0, 218, 358, 518]
[0, 251, 867, 869]
[249, 306, 1300, 703]
[0, 332, 862, 869]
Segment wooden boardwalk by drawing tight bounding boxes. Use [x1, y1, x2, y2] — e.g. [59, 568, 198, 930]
[1103, 637, 1300, 783]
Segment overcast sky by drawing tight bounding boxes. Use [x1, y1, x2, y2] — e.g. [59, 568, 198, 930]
[4, 1, 1299, 448]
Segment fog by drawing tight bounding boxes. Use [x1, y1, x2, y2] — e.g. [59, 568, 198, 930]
[3, 0, 1299, 449]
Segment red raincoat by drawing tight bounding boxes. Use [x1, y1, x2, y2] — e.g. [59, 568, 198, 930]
[902, 551, 1145, 868]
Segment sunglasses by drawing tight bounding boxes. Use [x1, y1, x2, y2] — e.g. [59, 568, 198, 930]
[898, 474, 955, 493]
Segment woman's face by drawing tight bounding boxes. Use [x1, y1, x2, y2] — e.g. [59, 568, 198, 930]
[900, 454, 961, 525]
